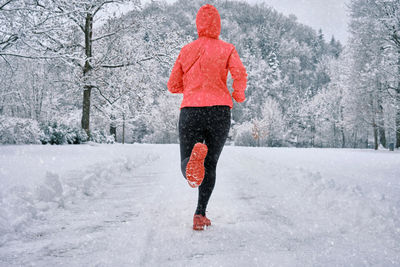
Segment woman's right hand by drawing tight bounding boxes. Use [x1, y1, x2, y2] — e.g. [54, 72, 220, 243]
[232, 91, 245, 103]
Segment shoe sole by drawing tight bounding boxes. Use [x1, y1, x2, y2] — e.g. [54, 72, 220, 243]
[186, 143, 208, 188]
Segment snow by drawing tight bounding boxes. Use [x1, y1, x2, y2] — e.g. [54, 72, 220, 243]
[0, 144, 399, 266]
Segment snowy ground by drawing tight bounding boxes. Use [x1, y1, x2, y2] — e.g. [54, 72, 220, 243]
[0, 144, 399, 266]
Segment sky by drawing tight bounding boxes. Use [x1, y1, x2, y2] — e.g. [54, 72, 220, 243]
[142, 0, 351, 44]
[251, 0, 351, 43]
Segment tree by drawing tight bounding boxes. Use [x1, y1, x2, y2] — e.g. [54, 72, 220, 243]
[1, 0, 174, 136]
[259, 97, 285, 146]
[346, 0, 400, 149]
[374, 0, 400, 148]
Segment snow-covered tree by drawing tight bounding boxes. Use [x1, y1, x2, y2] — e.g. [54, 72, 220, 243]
[345, 0, 398, 149]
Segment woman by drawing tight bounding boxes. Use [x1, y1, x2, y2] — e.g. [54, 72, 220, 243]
[167, 4, 247, 230]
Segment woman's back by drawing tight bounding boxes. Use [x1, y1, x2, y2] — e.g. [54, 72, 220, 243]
[168, 4, 247, 108]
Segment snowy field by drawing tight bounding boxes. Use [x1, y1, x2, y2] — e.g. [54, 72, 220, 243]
[0, 144, 399, 266]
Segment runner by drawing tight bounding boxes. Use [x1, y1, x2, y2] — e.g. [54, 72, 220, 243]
[167, 4, 247, 230]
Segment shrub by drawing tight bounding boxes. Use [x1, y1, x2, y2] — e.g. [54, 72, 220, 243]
[0, 116, 42, 144]
[142, 130, 179, 144]
[40, 121, 88, 145]
[233, 121, 257, 147]
[234, 130, 258, 147]
[89, 129, 115, 144]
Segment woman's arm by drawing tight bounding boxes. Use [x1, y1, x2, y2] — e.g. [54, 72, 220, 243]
[167, 53, 184, 94]
[228, 47, 247, 102]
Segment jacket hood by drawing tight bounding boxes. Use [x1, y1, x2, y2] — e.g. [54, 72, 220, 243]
[196, 4, 221, 39]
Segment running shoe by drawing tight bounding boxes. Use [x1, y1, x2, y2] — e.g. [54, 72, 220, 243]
[193, 214, 205, 230]
[202, 215, 211, 226]
[186, 143, 208, 188]
[193, 214, 211, 230]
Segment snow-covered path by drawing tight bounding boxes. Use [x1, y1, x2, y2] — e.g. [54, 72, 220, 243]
[1, 144, 399, 266]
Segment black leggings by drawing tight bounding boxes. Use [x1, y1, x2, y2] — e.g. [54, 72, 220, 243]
[179, 105, 231, 216]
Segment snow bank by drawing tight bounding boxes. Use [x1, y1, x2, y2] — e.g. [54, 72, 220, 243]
[0, 144, 159, 246]
[216, 146, 400, 266]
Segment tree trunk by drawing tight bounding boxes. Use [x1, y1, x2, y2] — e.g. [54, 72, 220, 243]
[377, 81, 386, 148]
[338, 93, 346, 148]
[81, 13, 93, 136]
[396, 106, 400, 148]
[110, 124, 117, 142]
[81, 87, 91, 135]
[110, 114, 117, 142]
[341, 129, 346, 148]
[310, 123, 315, 147]
[373, 121, 378, 150]
[397, 53, 400, 148]
[353, 131, 357, 148]
[369, 93, 378, 150]
[378, 116, 386, 148]
[332, 123, 337, 148]
[339, 104, 345, 148]
[122, 113, 125, 144]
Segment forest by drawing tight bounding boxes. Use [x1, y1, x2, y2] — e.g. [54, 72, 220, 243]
[1, 0, 399, 149]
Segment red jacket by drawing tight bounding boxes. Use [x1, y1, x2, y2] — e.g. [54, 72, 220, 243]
[167, 4, 247, 109]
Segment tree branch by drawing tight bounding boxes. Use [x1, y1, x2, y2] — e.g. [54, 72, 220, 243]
[93, 104, 108, 117]
[92, 31, 120, 42]
[93, 86, 114, 105]
[93, 0, 120, 16]
[0, 53, 83, 67]
[92, 25, 132, 42]
[57, 6, 85, 32]
[0, 0, 14, 10]
[0, 53, 61, 59]
[0, 34, 18, 51]
[100, 53, 166, 68]
[0, 54, 13, 70]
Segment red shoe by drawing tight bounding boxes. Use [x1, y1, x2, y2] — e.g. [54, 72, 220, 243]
[202, 215, 211, 226]
[186, 143, 208, 188]
[193, 214, 211, 230]
[193, 215, 204, 230]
